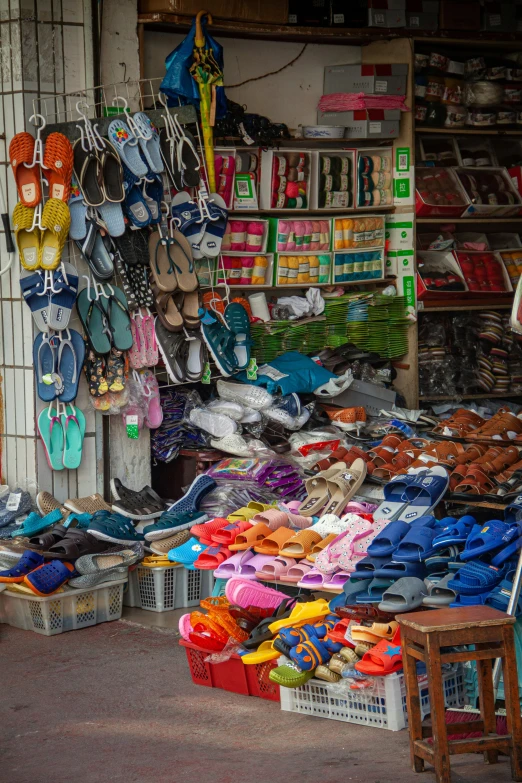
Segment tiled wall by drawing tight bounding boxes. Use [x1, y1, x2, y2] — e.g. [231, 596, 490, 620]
[0, 0, 97, 499]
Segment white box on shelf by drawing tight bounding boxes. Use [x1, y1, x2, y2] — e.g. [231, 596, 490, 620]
[317, 110, 401, 139]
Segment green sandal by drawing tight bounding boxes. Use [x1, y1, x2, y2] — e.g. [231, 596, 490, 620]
[61, 404, 86, 470]
[224, 302, 252, 371]
[269, 662, 315, 689]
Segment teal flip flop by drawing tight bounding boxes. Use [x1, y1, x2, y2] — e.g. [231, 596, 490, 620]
[102, 285, 133, 351]
[61, 404, 86, 470]
[224, 302, 252, 371]
[37, 406, 65, 471]
[77, 287, 112, 355]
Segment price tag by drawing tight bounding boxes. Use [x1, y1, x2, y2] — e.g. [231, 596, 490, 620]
[375, 80, 387, 93]
[201, 362, 212, 384]
[246, 358, 258, 381]
[6, 492, 21, 511]
[369, 122, 382, 134]
[126, 415, 139, 439]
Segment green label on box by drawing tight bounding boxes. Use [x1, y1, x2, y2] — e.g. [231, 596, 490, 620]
[103, 106, 130, 117]
[126, 414, 139, 439]
[394, 178, 411, 199]
[401, 274, 416, 310]
[247, 358, 258, 381]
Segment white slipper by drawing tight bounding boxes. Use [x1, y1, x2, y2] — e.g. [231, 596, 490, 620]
[217, 379, 273, 410]
[210, 433, 253, 457]
[206, 399, 245, 421]
[189, 408, 237, 438]
[309, 514, 344, 537]
[240, 407, 262, 424]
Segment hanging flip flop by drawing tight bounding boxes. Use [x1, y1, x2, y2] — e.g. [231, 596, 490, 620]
[108, 119, 148, 178]
[68, 175, 87, 240]
[97, 200, 125, 238]
[37, 403, 65, 471]
[43, 132, 74, 201]
[199, 193, 228, 258]
[223, 302, 252, 371]
[101, 285, 133, 351]
[182, 330, 206, 382]
[49, 262, 78, 331]
[123, 181, 152, 228]
[175, 120, 200, 187]
[57, 329, 85, 403]
[144, 175, 163, 224]
[181, 291, 200, 329]
[13, 203, 40, 270]
[73, 137, 104, 207]
[171, 193, 206, 256]
[9, 131, 41, 206]
[77, 286, 112, 355]
[149, 229, 177, 292]
[133, 112, 164, 174]
[33, 333, 60, 401]
[60, 403, 86, 470]
[152, 285, 184, 332]
[20, 269, 49, 331]
[40, 198, 70, 270]
[100, 139, 124, 202]
[168, 228, 198, 292]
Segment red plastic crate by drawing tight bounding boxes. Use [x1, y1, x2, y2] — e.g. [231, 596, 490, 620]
[180, 639, 280, 701]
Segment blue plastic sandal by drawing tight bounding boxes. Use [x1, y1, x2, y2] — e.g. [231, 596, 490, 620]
[374, 560, 427, 580]
[87, 513, 145, 544]
[166, 474, 216, 516]
[13, 508, 62, 538]
[432, 516, 476, 550]
[167, 536, 206, 567]
[352, 556, 389, 580]
[393, 526, 439, 563]
[448, 561, 507, 596]
[460, 520, 511, 561]
[0, 550, 44, 582]
[24, 559, 77, 595]
[290, 637, 331, 671]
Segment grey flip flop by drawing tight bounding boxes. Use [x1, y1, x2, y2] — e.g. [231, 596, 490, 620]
[378, 577, 426, 612]
[422, 574, 456, 607]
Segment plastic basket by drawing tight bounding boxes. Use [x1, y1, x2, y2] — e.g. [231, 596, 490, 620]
[280, 665, 465, 731]
[180, 639, 280, 701]
[124, 565, 214, 612]
[0, 580, 126, 636]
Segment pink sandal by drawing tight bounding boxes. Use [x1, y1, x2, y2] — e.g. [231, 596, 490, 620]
[254, 555, 297, 581]
[315, 515, 373, 575]
[225, 576, 287, 609]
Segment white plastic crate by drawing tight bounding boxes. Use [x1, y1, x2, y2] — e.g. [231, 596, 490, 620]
[123, 565, 214, 612]
[0, 580, 126, 636]
[280, 666, 464, 731]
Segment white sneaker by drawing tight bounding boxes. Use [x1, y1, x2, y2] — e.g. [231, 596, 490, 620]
[210, 433, 253, 457]
[206, 399, 245, 421]
[217, 379, 273, 411]
[189, 408, 238, 438]
[264, 407, 296, 428]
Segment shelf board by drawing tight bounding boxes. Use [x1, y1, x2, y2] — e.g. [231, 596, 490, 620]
[202, 280, 391, 290]
[419, 392, 521, 401]
[419, 303, 513, 312]
[229, 206, 396, 216]
[417, 217, 522, 224]
[416, 127, 522, 136]
[413, 34, 522, 48]
[215, 137, 393, 147]
[446, 498, 506, 510]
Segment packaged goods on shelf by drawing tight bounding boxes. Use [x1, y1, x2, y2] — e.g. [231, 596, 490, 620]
[267, 217, 331, 253]
[317, 109, 401, 139]
[309, 150, 355, 210]
[417, 250, 468, 300]
[214, 148, 236, 209]
[260, 149, 311, 211]
[234, 148, 260, 210]
[415, 167, 471, 217]
[356, 148, 394, 209]
[222, 218, 268, 254]
[275, 253, 332, 285]
[218, 254, 274, 286]
[323, 64, 408, 96]
[333, 248, 385, 283]
[498, 248, 522, 287]
[454, 250, 513, 293]
[456, 167, 522, 217]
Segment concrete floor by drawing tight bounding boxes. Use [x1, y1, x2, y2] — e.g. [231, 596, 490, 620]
[1, 608, 515, 783]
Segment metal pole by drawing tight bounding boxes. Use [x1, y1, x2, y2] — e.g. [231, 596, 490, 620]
[493, 546, 522, 693]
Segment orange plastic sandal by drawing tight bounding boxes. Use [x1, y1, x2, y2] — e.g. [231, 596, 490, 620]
[254, 527, 294, 555]
[43, 132, 74, 201]
[9, 132, 41, 206]
[228, 522, 272, 551]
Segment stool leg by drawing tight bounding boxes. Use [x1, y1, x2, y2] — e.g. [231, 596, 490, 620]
[402, 632, 424, 773]
[501, 626, 522, 781]
[475, 647, 498, 765]
[426, 636, 451, 783]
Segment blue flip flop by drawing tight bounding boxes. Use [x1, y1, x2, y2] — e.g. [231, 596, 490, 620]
[57, 329, 85, 403]
[367, 520, 410, 557]
[448, 561, 507, 595]
[351, 555, 389, 580]
[432, 516, 476, 550]
[33, 333, 59, 401]
[460, 520, 511, 561]
[49, 262, 78, 331]
[20, 269, 50, 331]
[144, 174, 163, 224]
[393, 526, 439, 562]
[108, 119, 148, 178]
[505, 499, 522, 525]
[166, 474, 217, 517]
[397, 466, 449, 523]
[374, 560, 427, 580]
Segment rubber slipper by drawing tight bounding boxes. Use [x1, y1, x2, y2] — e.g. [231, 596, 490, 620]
[13, 203, 40, 269]
[285, 562, 313, 583]
[14, 508, 62, 539]
[211, 519, 253, 545]
[168, 229, 198, 293]
[100, 285, 133, 351]
[356, 577, 395, 604]
[374, 560, 427, 580]
[20, 270, 50, 331]
[223, 301, 252, 371]
[199, 308, 238, 377]
[241, 639, 280, 665]
[149, 231, 177, 292]
[194, 544, 231, 570]
[460, 520, 509, 561]
[73, 139, 104, 206]
[37, 405, 65, 471]
[268, 598, 331, 634]
[397, 466, 449, 523]
[167, 536, 205, 566]
[98, 200, 125, 238]
[213, 549, 254, 579]
[144, 175, 163, 224]
[298, 463, 347, 517]
[297, 567, 338, 588]
[167, 474, 216, 516]
[370, 474, 417, 522]
[355, 628, 402, 675]
[123, 179, 152, 227]
[378, 577, 426, 611]
[448, 561, 507, 595]
[254, 527, 294, 555]
[0, 550, 45, 582]
[87, 513, 145, 545]
[77, 287, 112, 355]
[143, 510, 206, 540]
[108, 119, 148, 177]
[227, 506, 260, 522]
[190, 516, 230, 543]
[33, 333, 59, 401]
[132, 112, 164, 173]
[45, 528, 109, 559]
[43, 132, 74, 201]
[279, 529, 322, 559]
[60, 403, 86, 470]
[153, 286, 184, 333]
[269, 663, 315, 688]
[56, 329, 85, 403]
[9, 132, 40, 206]
[432, 516, 476, 549]
[23, 560, 76, 595]
[225, 576, 287, 610]
[48, 262, 79, 331]
[40, 198, 70, 270]
[366, 520, 411, 558]
[392, 526, 439, 563]
[351, 621, 399, 645]
[351, 555, 389, 580]
[254, 555, 297, 580]
[491, 530, 522, 567]
[199, 194, 228, 258]
[422, 574, 457, 607]
[290, 636, 331, 671]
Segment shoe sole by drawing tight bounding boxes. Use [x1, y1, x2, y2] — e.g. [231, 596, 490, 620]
[88, 530, 144, 545]
[111, 503, 163, 521]
[144, 513, 207, 541]
[167, 476, 214, 515]
[110, 478, 121, 501]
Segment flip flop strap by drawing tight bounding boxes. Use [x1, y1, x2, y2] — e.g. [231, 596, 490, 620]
[177, 133, 200, 171]
[106, 293, 131, 339]
[57, 337, 77, 385]
[86, 298, 112, 343]
[37, 335, 56, 383]
[167, 234, 193, 275]
[49, 415, 62, 443]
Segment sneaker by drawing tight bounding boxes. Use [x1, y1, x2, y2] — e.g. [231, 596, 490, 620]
[189, 407, 238, 438]
[0, 489, 32, 528]
[264, 407, 296, 428]
[278, 393, 301, 417]
[210, 434, 266, 457]
[143, 510, 208, 541]
[166, 474, 216, 516]
[36, 491, 69, 518]
[65, 494, 112, 514]
[217, 379, 273, 411]
[110, 482, 166, 521]
[240, 407, 262, 424]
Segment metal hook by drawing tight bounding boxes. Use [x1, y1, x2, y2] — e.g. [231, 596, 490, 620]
[27, 114, 49, 169]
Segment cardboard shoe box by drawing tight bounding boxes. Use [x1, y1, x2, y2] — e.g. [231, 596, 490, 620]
[406, 11, 438, 29]
[324, 64, 408, 96]
[368, 8, 407, 26]
[139, 0, 288, 23]
[318, 109, 401, 139]
[288, 0, 329, 25]
[482, 2, 517, 31]
[440, 0, 481, 29]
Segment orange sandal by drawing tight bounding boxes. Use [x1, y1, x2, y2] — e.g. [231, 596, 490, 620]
[43, 132, 74, 201]
[9, 132, 41, 206]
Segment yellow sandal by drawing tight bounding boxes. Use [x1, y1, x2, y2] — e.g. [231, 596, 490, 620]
[40, 198, 70, 269]
[13, 202, 40, 269]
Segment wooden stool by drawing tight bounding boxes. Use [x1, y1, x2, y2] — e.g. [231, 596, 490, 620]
[398, 606, 522, 783]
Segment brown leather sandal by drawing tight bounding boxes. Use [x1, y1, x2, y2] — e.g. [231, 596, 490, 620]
[465, 409, 522, 443]
[453, 467, 497, 496]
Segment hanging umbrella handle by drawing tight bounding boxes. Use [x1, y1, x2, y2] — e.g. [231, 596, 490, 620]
[195, 10, 213, 47]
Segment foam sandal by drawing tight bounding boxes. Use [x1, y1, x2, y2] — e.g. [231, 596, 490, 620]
[460, 520, 514, 561]
[211, 519, 253, 545]
[279, 529, 322, 559]
[108, 119, 148, 178]
[378, 577, 426, 612]
[241, 639, 280, 665]
[397, 466, 449, 523]
[0, 550, 45, 582]
[45, 529, 109, 559]
[306, 532, 338, 561]
[13, 203, 40, 269]
[43, 132, 74, 201]
[225, 576, 286, 610]
[254, 555, 297, 580]
[40, 198, 70, 270]
[422, 574, 457, 607]
[23, 559, 76, 595]
[194, 544, 231, 569]
[392, 526, 439, 563]
[228, 522, 272, 551]
[199, 309, 238, 377]
[149, 231, 177, 292]
[133, 112, 164, 174]
[102, 286, 133, 351]
[298, 463, 347, 516]
[269, 663, 315, 688]
[355, 628, 402, 675]
[267, 598, 331, 634]
[9, 132, 41, 206]
[290, 637, 331, 670]
[254, 527, 294, 555]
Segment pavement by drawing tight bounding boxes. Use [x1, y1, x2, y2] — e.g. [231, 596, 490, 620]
[1, 609, 515, 783]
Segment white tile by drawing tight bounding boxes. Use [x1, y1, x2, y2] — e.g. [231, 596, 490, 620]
[11, 298, 22, 362]
[2, 299, 13, 365]
[13, 367, 25, 435]
[21, 20, 37, 91]
[0, 24, 12, 91]
[5, 436, 17, 487]
[24, 436, 36, 494]
[37, 23, 55, 93]
[24, 368, 34, 436]
[21, 300, 33, 367]
[36, 433, 53, 492]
